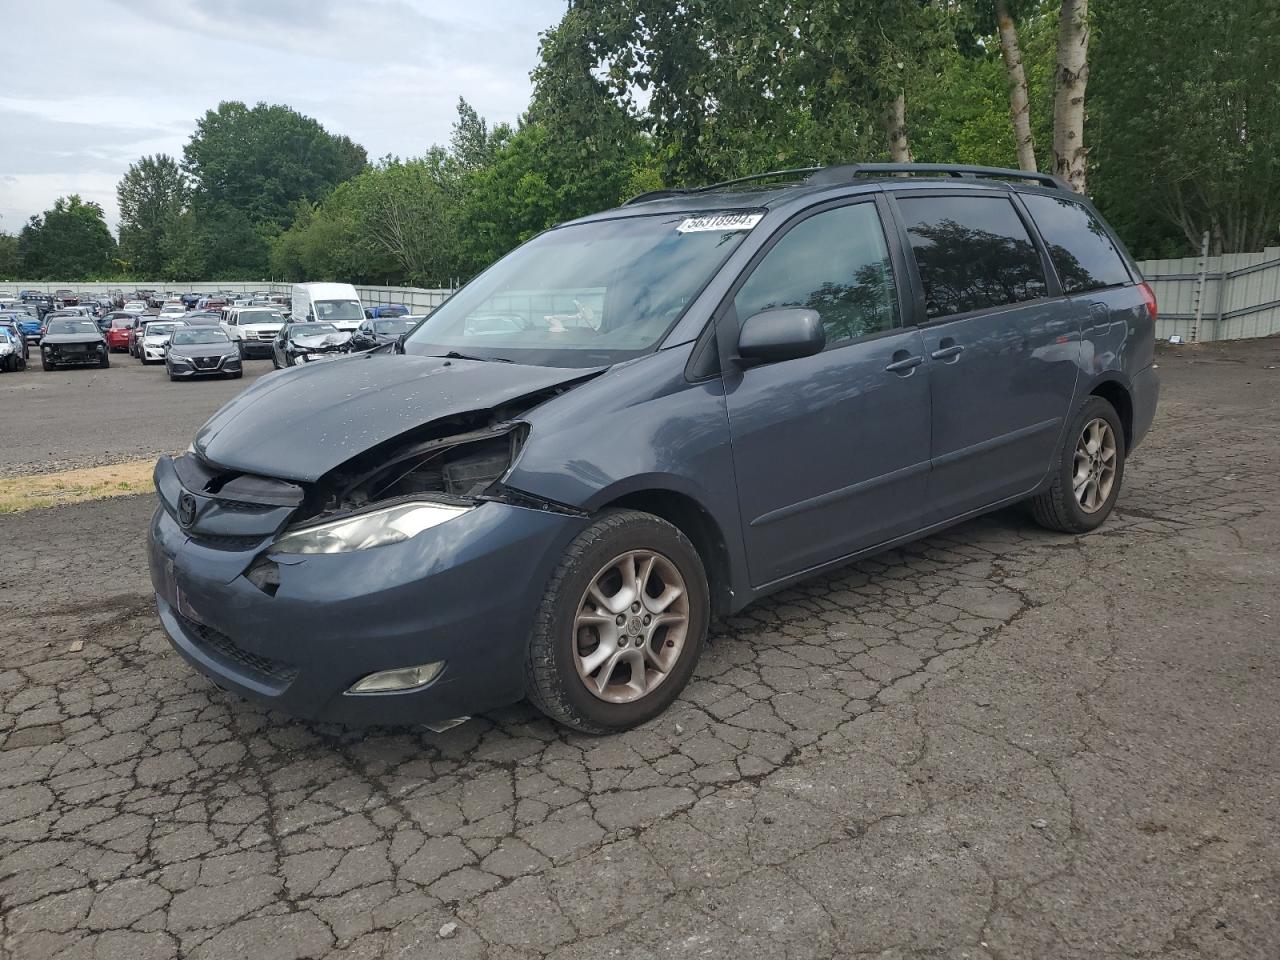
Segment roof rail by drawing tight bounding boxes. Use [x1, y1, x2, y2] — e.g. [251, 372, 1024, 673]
[623, 166, 819, 205]
[622, 162, 1069, 206]
[807, 163, 1068, 189]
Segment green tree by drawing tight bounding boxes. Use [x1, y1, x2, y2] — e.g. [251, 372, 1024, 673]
[178, 101, 369, 276]
[1092, 0, 1280, 255]
[18, 195, 116, 279]
[116, 154, 187, 277]
[0, 232, 21, 278]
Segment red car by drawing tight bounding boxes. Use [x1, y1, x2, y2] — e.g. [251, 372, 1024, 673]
[105, 313, 134, 352]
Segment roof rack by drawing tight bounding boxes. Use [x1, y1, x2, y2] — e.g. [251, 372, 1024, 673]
[623, 167, 820, 205]
[807, 162, 1068, 189]
[623, 162, 1068, 205]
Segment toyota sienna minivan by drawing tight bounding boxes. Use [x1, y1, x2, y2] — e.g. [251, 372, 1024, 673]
[149, 163, 1159, 734]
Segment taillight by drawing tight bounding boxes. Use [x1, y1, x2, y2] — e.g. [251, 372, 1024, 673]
[1138, 281, 1158, 324]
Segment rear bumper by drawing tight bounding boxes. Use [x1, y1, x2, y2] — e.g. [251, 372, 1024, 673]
[1130, 363, 1160, 450]
[149, 499, 585, 725]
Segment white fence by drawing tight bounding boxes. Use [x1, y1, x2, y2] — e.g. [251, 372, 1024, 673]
[8, 254, 1280, 343]
[1137, 248, 1280, 343]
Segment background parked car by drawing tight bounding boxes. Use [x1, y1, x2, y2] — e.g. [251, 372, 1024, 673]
[139, 321, 185, 364]
[40, 318, 108, 370]
[0, 327, 25, 371]
[350, 316, 415, 351]
[104, 313, 135, 351]
[165, 326, 243, 381]
[271, 320, 350, 367]
[0, 319, 30, 362]
[221, 306, 286, 358]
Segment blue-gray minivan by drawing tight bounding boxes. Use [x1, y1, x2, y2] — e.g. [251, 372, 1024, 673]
[149, 163, 1160, 733]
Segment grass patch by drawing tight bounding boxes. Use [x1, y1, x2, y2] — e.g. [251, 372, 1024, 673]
[0, 460, 157, 513]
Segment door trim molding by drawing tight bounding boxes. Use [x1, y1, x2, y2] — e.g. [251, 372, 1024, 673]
[749, 459, 931, 528]
[931, 416, 1062, 469]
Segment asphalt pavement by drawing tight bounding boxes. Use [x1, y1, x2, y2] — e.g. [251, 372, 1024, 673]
[1, 339, 1277, 959]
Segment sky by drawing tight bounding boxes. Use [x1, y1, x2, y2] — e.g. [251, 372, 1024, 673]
[0, 0, 568, 234]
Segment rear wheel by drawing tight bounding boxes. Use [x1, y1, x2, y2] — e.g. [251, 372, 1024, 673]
[526, 510, 709, 733]
[1030, 396, 1126, 533]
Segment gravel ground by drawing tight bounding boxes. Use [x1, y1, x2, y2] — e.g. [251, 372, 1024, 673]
[1, 339, 1278, 959]
[0, 353, 272, 477]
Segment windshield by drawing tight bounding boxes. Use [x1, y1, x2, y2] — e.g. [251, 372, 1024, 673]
[145, 323, 179, 336]
[238, 310, 282, 324]
[373, 318, 414, 336]
[314, 300, 364, 322]
[46, 320, 99, 336]
[172, 328, 229, 345]
[293, 323, 340, 338]
[404, 212, 757, 367]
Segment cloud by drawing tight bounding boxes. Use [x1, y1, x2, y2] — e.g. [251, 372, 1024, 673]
[1, 0, 567, 233]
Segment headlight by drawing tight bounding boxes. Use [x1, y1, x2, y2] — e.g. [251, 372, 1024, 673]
[168, 354, 190, 364]
[271, 500, 471, 555]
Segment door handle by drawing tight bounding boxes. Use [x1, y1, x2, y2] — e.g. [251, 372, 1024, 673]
[884, 352, 924, 374]
[931, 339, 964, 361]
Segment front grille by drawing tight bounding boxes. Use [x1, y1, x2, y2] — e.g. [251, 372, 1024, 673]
[193, 356, 220, 369]
[178, 612, 298, 687]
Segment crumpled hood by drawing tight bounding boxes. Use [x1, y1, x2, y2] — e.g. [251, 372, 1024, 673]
[194, 352, 593, 482]
[293, 332, 350, 349]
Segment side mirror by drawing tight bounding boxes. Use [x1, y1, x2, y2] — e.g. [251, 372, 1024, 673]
[736, 308, 825, 364]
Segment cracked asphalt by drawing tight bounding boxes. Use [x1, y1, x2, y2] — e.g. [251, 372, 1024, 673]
[2, 339, 1278, 959]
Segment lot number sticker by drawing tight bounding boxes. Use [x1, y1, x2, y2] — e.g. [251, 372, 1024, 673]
[677, 213, 764, 234]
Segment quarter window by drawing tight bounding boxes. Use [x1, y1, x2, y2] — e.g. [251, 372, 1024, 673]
[734, 203, 899, 345]
[1021, 194, 1131, 293]
[897, 196, 1048, 319]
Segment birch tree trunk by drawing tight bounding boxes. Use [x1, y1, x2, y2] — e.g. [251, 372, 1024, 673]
[1053, 0, 1090, 192]
[884, 91, 912, 163]
[996, 0, 1037, 172]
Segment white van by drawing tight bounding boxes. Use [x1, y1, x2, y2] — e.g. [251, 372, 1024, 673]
[290, 283, 365, 332]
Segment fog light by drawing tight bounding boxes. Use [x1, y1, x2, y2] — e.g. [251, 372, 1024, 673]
[346, 661, 444, 694]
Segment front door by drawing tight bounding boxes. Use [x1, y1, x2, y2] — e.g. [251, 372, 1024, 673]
[722, 200, 933, 586]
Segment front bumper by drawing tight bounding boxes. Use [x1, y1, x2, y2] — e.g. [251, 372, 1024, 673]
[143, 343, 169, 360]
[149, 498, 585, 725]
[169, 356, 241, 377]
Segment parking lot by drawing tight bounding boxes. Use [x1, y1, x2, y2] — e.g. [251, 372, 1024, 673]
[2, 339, 1278, 959]
[0, 351, 273, 478]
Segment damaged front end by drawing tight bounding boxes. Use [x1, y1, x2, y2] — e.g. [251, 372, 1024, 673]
[160, 379, 585, 563]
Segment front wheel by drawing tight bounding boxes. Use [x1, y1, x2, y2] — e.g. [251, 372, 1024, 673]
[1030, 396, 1126, 533]
[41, 353, 53, 371]
[99, 351, 109, 369]
[526, 510, 709, 734]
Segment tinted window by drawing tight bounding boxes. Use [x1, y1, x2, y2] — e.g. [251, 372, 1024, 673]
[734, 203, 899, 344]
[1021, 194, 1131, 294]
[898, 196, 1048, 319]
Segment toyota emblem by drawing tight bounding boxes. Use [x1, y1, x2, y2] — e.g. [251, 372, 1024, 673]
[177, 493, 198, 528]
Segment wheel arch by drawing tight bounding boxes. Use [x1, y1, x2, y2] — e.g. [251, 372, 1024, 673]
[1088, 377, 1134, 451]
[599, 487, 735, 617]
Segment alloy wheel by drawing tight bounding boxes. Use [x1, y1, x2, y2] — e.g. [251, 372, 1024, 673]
[1073, 417, 1118, 513]
[573, 550, 689, 704]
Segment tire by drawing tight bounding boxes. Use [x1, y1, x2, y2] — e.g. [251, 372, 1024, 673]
[41, 356, 53, 371]
[271, 353, 281, 369]
[526, 509, 709, 734]
[1030, 395, 1126, 534]
[168, 372, 178, 382]
[99, 351, 109, 369]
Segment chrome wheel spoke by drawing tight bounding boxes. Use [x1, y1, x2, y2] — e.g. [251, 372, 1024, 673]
[573, 547, 690, 704]
[1072, 418, 1118, 515]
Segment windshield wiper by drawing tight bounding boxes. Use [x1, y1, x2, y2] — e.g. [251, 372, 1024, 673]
[434, 350, 512, 363]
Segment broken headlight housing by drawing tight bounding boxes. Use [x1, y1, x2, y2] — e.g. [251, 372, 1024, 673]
[271, 500, 471, 555]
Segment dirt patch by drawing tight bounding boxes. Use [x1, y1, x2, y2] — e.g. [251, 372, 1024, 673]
[0, 459, 157, 513]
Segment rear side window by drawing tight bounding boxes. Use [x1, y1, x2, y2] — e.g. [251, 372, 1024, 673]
[897, 195, 1048, 319]
[734, 203, 899, 345]
[1021, 194, 1131, 293]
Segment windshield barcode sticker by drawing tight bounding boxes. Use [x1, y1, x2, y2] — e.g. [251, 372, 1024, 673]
[677, 213, 764, 234]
